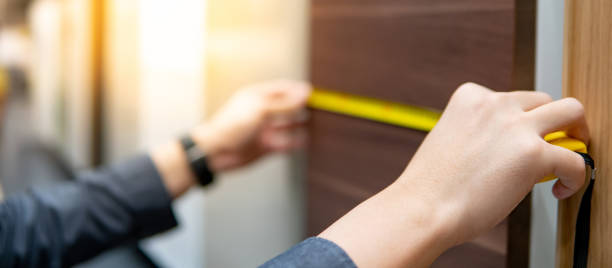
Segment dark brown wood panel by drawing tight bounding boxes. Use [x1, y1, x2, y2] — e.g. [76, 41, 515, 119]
[309, 167, 510, 267]
[307, 172, 366, 234]
[306, 110, 425, 233]
[308, 0, 535, 267]
[311, 0, 516, 110]
[309, 110, 424, 194]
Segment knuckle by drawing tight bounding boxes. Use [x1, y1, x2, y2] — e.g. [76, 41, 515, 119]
[455, 82, 484, 97]
[452, 82, 495, 110]
[458, 82, 478, 91]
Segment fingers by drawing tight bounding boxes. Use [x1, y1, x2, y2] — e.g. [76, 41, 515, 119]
[526, 97, 590, 143]
[453, 84, 551, 112]
[504, 91, 553, 111]
[261, 80, 312, 116]
[544, 144, 587, 199]
[268, 109, 309, 128]
[261, 126, 308, 152]
[263, 108, 309, 152]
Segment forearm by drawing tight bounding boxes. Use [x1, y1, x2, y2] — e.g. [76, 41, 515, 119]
[0, 155, 177, 267]
[318, 181, 456, 267]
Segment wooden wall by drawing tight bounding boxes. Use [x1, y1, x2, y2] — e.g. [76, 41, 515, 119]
[308, 0, 535, 267]
[556, 1, 612, 267]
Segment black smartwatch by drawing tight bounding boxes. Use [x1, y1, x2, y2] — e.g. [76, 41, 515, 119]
[179, 135, 215, 186]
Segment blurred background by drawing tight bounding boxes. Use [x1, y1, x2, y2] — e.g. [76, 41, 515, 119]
[0, 0, 308, 267]
[0, 0, 569, 267]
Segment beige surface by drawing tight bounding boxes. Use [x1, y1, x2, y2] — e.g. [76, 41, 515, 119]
[203, 1, 309, 267]
[556, 0, 612, 267]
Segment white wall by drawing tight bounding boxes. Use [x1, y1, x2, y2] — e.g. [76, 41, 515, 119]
[102, 1, 309, 267]
[202, 1, 309, 267]
[135, 1, 207, 267]
[531, 1, 565, 267]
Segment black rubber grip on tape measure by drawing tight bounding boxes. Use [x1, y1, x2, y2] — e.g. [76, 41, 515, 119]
[573, 152, 594, 268]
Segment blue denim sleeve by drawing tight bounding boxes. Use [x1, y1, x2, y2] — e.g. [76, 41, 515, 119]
[260, 237, 357, 268]
[0, 155, 177, 268]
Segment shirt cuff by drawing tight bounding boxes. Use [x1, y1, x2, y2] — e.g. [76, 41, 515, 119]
[260, 237, 357, 268]
[105, 154, 178, 238]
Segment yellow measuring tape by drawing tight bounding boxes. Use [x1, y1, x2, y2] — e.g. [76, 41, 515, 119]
[308, 88, 587, 182]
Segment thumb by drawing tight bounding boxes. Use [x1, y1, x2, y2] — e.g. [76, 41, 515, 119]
[546, 144, 587, 199]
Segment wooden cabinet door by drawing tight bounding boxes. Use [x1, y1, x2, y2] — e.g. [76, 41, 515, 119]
[308, 0, 535, 267]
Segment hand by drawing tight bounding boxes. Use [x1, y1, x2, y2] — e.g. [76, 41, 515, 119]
[193, 80, 311, 172]
[401, 82, 588, 240]
[319, 83, 589, 267]
[153, 80, 311, 198]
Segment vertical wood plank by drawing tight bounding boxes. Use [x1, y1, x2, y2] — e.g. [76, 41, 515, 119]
[557, 0, 612, 267]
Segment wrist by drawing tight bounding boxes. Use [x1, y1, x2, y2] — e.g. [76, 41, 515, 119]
[387, 180, 460, 248]
[152, 141, 198, 199]
[384, 181, 459, 264]
[190, 124, 223, 173]
[394, 168, 467, 246]
[319, 180, 458, 267]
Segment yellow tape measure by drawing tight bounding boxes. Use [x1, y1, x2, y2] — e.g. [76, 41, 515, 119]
[308, 88, 587, 182]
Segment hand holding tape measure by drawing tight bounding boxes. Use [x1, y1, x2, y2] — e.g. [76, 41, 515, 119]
[309, 85, 594, 268]
[311, 83, 594, 268]
[308, 87, 589, 183]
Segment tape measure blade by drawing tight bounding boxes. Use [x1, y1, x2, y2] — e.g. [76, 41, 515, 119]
[309, 88, 441, 132]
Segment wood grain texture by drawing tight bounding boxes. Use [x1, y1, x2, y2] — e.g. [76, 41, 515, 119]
[307, 110, 425, 233]
[557, 1, 612, 267]
[309, 0, 535, 267]
[311, 0, 516, 110]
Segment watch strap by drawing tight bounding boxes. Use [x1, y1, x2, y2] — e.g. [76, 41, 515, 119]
[179, 135, 215, 186]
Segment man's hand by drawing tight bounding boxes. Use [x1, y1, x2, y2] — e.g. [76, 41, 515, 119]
[400, 82, 588, 242]
[319, 83, 589, 267]
[193, 80, 311, 172]
[152, 80, 311, 198]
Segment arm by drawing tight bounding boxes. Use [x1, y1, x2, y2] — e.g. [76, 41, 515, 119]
[319, 83, 589, 267]
[0, 155, 176, 267]
[0, 80, 311, 267]
[265, 83, 589, 267]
